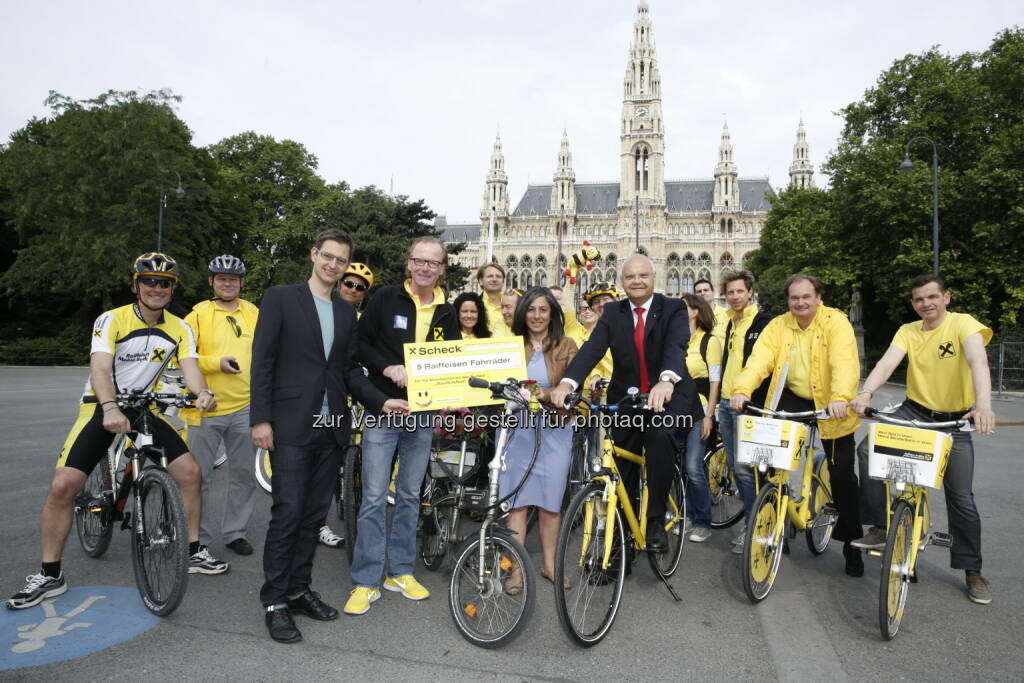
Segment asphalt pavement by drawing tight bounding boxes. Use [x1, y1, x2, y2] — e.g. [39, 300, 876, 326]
[0, 367, 1021, 681]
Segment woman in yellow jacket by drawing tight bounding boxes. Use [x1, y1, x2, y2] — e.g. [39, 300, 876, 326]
[729, 274, 865, 577]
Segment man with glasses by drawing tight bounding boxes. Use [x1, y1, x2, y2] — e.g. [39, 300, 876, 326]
[345, 237, 460, 616]
[182, 255, 259, 563]
[6, 253, 219, 610]
[251, 230, 404, 643]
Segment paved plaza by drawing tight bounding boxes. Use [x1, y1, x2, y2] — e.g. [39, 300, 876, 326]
[1, 367, 1021, 681]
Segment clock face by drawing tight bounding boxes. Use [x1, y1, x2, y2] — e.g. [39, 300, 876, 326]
[636, 106, 649, 118]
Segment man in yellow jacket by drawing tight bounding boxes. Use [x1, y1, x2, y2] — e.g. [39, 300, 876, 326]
[730, 274, 864, 576]
[184, 255, 261, 559]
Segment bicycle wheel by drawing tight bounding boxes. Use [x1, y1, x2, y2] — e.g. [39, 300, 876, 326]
[879, 500, 914, 640]
[335, 460, 345, 521]
[564, 432, 589, 509]
[705, 441, 744, 529]
[131, 468, 189, 616]
[254, 447, 271, 493]
[743, 483, 784, 603]
[554, 483, 627, 647]
[806, 454, 835, 555]
[449, 531, 536, 648]
[342, 444, 362, 566]
[75, 453, 116, 558]
[648, 467, 686, 578]
[421, 488, 455, 572]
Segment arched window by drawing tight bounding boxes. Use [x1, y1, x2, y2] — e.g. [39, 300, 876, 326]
[522, 255, 532, 268]
[537, 270, 547, 287]
[727, 218, 734, 234]
[505, 255, 518, 269]
[721, 252, 734, 267]
[682, 269, 696, 293]
[698, 252, 712, 269]
[510, 273, 519, 290]
[523, 271, 533, 288]
[683, 252, 696, 268]
[666, 269, 680, 296]
[634, 145, 650, 193]
[720, 218, 726, 232]
[697, 268, 711, 282]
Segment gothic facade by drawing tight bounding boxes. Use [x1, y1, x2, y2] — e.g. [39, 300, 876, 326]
[441, 2, 815, 296]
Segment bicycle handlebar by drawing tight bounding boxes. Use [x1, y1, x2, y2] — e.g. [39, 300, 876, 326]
[740, 402, 830, 421]
[864, 406, 969, 431]
[84, 390, 197, 409]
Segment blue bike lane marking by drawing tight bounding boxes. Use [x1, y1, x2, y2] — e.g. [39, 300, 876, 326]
[0, 586, 160, 671]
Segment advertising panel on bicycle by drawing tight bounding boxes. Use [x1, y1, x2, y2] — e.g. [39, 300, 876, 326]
[867, 423, 952, 489]
[736, 416, 808, 471]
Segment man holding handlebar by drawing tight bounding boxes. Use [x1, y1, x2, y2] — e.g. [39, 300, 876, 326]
[850, 274, 996, 605]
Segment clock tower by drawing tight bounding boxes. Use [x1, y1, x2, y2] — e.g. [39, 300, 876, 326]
[619, 1, 665, 208]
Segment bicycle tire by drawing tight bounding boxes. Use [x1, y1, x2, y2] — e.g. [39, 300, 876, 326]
[564, 432, 589, 509]
[335, 461, 345, 521]
[648, 467, 686, 578]
[705, 440, 744, 529]
[879, 500, 914, 640]
[75, 454, 115, 558]
[448, 531, 536, 648]
[131, 468, 189, 616]
[743, 482, 784, 603]
[806, 454, 835, 555]
[421, 488, 455, 572]
[554, 483, 627, 647]
[254, 447, 272, 493]
[342, 444, 362, 566]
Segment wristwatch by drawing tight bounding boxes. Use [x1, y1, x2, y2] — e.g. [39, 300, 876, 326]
[200, 389, 215, 397]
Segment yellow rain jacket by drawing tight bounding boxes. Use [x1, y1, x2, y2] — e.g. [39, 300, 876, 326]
[732, 304, 860, 439]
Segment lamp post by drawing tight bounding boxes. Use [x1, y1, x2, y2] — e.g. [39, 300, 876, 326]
[157, 170, 185, 252]
[899, 137, 939, 275]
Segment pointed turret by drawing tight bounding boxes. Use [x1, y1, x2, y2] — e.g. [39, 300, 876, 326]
[619, 1, 665, 204]
[550, 129, 576, 214]
[481, 132, 509, 218]
[789, 118, 815, 189]
[713, 120, 740, 211]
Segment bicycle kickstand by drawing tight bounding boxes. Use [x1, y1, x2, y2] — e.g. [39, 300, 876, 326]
[656, 571, 682, 602]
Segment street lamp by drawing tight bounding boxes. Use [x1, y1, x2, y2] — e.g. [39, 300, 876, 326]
[899, 137, 939, 275]
[157, 170, 185, 252]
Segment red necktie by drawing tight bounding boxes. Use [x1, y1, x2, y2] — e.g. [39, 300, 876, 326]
[634, 307, 649, 393]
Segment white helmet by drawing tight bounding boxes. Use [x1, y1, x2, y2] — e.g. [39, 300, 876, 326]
[208, 254, 246, 276]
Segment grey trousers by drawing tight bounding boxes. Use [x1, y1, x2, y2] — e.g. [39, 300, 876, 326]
[857, 401, 982, 571]
[188, 406, 259, 546]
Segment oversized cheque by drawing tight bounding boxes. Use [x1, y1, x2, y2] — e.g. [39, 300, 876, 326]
[404, 336, 527, 411]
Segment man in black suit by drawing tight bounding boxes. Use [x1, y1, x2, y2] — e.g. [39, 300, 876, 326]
[550, 254, 697, 551]
[250, 228, 406, 643]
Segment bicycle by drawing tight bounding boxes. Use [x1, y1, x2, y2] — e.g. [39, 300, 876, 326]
[73, 389, 194, 616]
[864, 407, 965, 640]
[448, 377, 544, 648]
[553, 383, 687, 647]
[703, 429, 745, 529]
[736, 403, 837, 603]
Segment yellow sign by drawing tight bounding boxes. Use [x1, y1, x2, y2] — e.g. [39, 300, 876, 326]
[404, 336, 527, 412]
[867, 423, 953, 488]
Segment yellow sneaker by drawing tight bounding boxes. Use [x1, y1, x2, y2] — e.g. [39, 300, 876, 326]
[343, 587, 380, 615]
[383, 574, 430, 600]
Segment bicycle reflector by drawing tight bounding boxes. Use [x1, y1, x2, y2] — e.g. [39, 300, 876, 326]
[463, 603, 478, 619]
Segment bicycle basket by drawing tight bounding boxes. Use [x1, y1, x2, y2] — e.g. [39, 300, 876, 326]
[867, 423, 952, 489]
[736, 415, 808, 471]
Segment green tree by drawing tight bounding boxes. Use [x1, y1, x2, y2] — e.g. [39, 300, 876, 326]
[0, 89, 233, 329]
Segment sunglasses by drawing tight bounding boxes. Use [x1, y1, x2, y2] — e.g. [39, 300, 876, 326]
[225, 315, 243, 338]
[139, 277, 174, 289]
[342, 280, 367, 292]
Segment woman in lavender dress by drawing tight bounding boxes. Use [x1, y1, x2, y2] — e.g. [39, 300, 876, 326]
[499, 287, 577, 588]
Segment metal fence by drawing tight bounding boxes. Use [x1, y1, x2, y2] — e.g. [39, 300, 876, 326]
[990, 342, 1024, 396]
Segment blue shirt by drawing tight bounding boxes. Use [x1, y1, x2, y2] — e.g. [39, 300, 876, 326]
[313, 294, 335, 416]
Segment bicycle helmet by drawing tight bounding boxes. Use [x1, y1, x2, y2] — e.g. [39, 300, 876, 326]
[132, 252, 179, 281]
[344, 262, 374, 288]
[208, 254, 246, 276]
[584, 281, 618, 304]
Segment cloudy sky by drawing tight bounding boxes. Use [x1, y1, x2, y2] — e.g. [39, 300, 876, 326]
[2, 1, 1018, 224]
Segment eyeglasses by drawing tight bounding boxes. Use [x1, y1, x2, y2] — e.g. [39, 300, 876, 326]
[139, 277, 174, 289]
[341, 279, 367, 292]
[409, 257, 444, 270]
[225, 315, 242, 338]
[316, 249, 349, 267]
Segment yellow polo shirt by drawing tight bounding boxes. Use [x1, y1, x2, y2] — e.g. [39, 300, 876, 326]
[404, 281, 444, 343]
[784, 322, 815, 400]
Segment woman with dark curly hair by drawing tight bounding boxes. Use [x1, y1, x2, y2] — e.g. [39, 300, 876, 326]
[452, 292, 491, 339]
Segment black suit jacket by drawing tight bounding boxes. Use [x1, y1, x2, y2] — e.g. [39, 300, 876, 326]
[250, 283, 386, 447]
[564, 294, 698, 417]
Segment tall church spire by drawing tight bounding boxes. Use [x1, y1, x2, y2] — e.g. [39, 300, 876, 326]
[551, 129, 576, 214]
[789, 118, 815, 189]
[481, 132, 509, 218]
[619, 1, 665, 205]
[713, 120, 740, 211]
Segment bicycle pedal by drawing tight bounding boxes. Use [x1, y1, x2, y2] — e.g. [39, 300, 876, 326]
[930, 531, 953, 548]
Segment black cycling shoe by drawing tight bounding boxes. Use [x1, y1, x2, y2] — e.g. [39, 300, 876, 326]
[647, 523, 667, 553]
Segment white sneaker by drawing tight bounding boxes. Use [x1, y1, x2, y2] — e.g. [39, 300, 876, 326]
[189, 546, 229, 575]
[318, 526, 344, 547]
[688, 527, 712, 543]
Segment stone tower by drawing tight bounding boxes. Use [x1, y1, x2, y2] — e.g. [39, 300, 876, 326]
[550, 129, 576, 216]
[481, 133, 509, 220]
[619, 1, 665, 209]
[789, 118, 815, 189]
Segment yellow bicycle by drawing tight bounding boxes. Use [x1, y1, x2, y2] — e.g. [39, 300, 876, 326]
[736, 404, 836, 603]
[553, 385, 687, 647]
[864, 407, 965, 640]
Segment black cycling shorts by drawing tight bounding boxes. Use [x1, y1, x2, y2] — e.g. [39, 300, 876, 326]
[57, 403, 189, 474]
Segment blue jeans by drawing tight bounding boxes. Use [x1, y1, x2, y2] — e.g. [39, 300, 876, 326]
[857, 401, 982, 570]
[682, 418, 712, 528]
[717, 399, 757, 521]
[350, 415, 435, 587]
[260, 430, 340, 606]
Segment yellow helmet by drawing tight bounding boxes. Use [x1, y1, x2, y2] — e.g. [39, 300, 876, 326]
[584, 281, 618, 304]
[344, 262, 374, 288]
[132, 252, 179, 281]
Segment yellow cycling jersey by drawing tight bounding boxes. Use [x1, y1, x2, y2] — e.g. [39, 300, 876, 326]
[83, 304, 197, 402]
